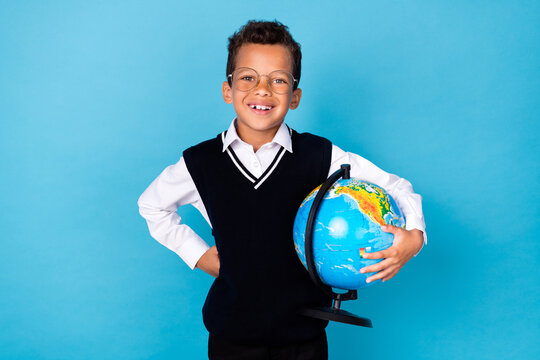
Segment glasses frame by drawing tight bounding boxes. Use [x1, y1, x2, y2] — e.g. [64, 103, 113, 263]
[227, 67, 298, 94]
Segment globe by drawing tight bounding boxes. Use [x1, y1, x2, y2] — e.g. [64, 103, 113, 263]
[293, 178, 405, 290]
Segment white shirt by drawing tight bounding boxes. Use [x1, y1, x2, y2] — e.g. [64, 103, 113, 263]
[138, 118, 427, 270]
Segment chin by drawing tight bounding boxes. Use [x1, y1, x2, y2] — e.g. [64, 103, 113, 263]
[239, 117, 281, 130]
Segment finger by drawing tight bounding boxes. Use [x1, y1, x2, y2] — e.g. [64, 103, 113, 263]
[366, 265, 399, 283]
[362, 249, 388, 260]
[360, 258, 393, 274]
[381, 270, 398, 282]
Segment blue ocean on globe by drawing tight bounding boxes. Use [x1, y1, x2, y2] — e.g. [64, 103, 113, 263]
[293, 178, 405, 290]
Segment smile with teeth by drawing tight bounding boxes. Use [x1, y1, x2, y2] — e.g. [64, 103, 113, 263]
[249, 104, 274, 111]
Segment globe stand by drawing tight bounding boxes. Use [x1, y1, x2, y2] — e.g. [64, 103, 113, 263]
[298, 164, 373, 328]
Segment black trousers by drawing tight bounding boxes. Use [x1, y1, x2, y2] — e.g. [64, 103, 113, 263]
[208, 332, 328, 360]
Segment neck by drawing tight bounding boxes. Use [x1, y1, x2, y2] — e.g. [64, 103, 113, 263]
[235, 122, 281, 153]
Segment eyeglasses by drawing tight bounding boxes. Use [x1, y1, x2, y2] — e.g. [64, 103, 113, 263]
[227, 67, 298, 94]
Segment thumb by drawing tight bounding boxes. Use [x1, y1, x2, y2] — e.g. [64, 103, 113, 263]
[381, 224, 399, 234]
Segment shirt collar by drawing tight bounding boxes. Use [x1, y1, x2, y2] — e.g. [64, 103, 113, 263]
[221, 118, 293, 153]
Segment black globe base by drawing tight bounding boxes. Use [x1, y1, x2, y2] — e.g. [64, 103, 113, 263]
[299, 307, 373, 328]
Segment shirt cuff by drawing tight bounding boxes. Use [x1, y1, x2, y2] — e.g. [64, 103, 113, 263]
[404, 220, 427, 257]
[177, 232, 211, 270]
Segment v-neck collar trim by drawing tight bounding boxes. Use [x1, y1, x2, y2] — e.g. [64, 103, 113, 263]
[220, 125, 293, 190]
[222, 118, 293, 154]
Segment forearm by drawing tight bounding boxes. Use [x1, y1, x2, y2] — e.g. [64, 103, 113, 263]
[380, 174, 427, 245]
[137, 157, 210, 269]
[195, 246, 220, 277]
[138, 200, 210, 269]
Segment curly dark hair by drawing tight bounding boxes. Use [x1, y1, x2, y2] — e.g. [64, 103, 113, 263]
[226, 20, 302, 90]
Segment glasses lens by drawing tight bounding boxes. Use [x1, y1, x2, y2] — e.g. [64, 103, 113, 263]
[231, 68, 294, 94]
[269, 71, 294, 94]
[233, 68, 258, 92]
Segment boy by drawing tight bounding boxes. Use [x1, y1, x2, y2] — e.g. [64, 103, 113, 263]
[138, 20, 426, 360]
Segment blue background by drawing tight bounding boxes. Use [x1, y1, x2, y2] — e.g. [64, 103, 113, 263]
[1, 1, 538, 359]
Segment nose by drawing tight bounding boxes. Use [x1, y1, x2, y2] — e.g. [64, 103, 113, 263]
[253, 75, 272, 96]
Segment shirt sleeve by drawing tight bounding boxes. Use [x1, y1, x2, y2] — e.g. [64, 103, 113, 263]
[137, 156, 211, 269]
[330, 144, 427, 255]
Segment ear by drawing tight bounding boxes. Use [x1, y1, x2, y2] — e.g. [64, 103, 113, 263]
[289, 88, 302, 110]
[222, 81, 233, 104]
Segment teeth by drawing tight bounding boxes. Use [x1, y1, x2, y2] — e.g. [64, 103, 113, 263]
[250, 105, 272, 110]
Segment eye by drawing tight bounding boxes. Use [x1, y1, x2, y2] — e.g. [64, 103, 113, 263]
[239, 75, 255, 82]
[272, 77, 289, 84]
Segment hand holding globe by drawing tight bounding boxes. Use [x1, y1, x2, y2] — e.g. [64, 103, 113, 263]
[360, 224, 424, 283]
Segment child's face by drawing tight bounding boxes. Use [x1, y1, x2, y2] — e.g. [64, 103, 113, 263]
[222, 43, 302, 142]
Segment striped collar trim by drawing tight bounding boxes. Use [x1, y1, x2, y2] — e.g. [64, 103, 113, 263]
[220, 128, 291, 190]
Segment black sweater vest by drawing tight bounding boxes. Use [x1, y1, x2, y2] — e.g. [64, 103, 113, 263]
[183, 128, 333, 346]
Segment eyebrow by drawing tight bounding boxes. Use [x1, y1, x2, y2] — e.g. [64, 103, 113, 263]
[234, 66, 293, 74]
